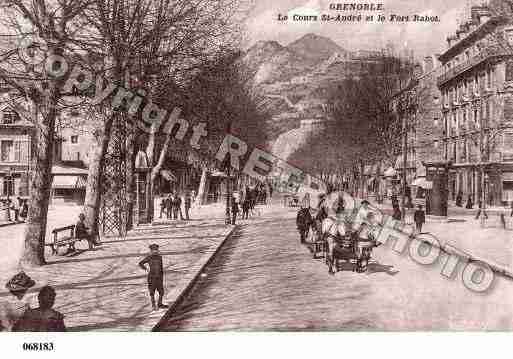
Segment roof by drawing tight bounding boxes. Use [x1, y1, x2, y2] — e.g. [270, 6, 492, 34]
[52, 164, 88, 175]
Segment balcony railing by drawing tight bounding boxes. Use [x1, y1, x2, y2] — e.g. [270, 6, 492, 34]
[437, 45, 510, 86]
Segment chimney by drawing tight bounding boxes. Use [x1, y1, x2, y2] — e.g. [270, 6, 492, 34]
[423, 56, 434, 73]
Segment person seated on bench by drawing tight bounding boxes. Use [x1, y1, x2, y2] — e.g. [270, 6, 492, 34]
[75, 213, 99, 250]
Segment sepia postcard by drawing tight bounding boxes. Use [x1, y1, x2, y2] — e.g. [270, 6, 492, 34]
[0, 0, 512, 357]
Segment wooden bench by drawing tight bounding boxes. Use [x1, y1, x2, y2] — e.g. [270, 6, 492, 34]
[50, 225, 81, 255]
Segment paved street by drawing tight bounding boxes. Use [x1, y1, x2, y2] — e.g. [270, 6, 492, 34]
[162, 203, 513, 331]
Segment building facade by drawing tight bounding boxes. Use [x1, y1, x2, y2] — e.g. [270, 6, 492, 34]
[0, 104, 94, 203]
[437, 5, 513, 206]
[0, 107, 32, 199]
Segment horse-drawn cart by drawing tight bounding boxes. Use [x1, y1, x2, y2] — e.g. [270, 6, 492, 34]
[324, 232, 376, 274]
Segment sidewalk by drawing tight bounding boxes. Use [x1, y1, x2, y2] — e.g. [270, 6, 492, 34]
[369, 199, 513, 275]
[0, 205, 235, 331]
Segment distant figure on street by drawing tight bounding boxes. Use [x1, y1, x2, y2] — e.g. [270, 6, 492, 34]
[510, 201, 513, 217]
[14, 197, 22, 222]
[392, 206, 402, 221]
[191, 190, 197, 206]
[184, 192, 192, 220]
[413, 205, 425, 233]
[296, 204, 313, 244]
[500, 208, 506, 229]
[172, 193, 183, 220]
[475, 200, 488, 220]
[1, 272, 36, 331]
[231, 196, 239, 225]
[391, 194, 399, 209]
[242, 196, 251, 219]
[19, 199, 28, 222]
[75, 213, 99, 250]
[465, 195, 473, 209]
[159, 196, 166, 219]
[139, 244, 168, 311]
[166, 193, 173, 219]
[456, 191, 463, 207]
[14, 285, 66, 332]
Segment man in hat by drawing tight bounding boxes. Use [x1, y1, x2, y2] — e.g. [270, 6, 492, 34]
[14, 285, 66, 332]
[75, 213, 99, 250]
[184, 191, 192, 221]
[0, 272, 36, 331]
[139, 244, 168, 311]
[296, 203, 313, 244]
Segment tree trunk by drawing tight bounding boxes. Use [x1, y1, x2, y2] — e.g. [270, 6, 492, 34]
[83, 115, 114, 238]
[196, 168, 208, 205]
[20, 98, 57, 267]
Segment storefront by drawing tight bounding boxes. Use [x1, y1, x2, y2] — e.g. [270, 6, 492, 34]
[50, 165, 88, 205]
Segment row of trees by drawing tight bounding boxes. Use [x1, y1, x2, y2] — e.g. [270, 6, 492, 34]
[0, 0, 268, 266]
[289, 52, 417, 194]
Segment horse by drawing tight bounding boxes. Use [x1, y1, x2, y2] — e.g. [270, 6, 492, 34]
[317, 191, 380, 274]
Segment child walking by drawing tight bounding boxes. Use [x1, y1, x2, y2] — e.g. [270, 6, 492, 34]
[139, 244, 169, 311]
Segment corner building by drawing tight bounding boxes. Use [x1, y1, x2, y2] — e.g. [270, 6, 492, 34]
[437, 4, 513, 205]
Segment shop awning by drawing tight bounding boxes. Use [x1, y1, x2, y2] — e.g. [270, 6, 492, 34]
[52, 175, 85, 189]
[211, 170, 228, 178]
[384, 166, 397, 177]
[503, 172, 513, 182]
[411, 177, 433, 189]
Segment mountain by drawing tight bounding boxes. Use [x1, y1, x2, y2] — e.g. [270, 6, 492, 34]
[240, 34, 353, 156]
[286, 33, 348, 64]
[242, 40, 310, 85]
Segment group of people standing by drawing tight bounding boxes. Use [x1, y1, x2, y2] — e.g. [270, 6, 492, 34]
[159, 191, 193, 221]
[229, 183, 272, 225]
[1, 197, 29, 223]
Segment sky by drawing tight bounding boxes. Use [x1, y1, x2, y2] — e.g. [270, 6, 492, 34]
[244, 0, 474, 58]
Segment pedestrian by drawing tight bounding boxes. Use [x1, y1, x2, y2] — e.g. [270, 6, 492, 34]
[75, 213, 100, 250]
[173, 193, 183, 220]
[6, 199, 13, 222]
[392, 206, 402, 221]
[184, 192, 191, 220]
[466, 195, 473, 209]
[0, 272, 36, 332]
[510, 201, 513, 217]
[391, 194, 399, 208]
[475, 200, 488, 220]
[231, 196, 239, 225]
[159, 196, 166, 219]
[242, 197, 250, 219]
[14, 285, 66, 332]
[296, 204, 313, 244]
[500, 210, 506, 230]
[14, 197, 22, 222]
[139, 244, 168, 311]
[166, 193, 173, 219]
[191, 189, 197, 205]
[413, 205, 425, 233]
[19, 199, 28, 222]
[456, 191, 463, 207]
